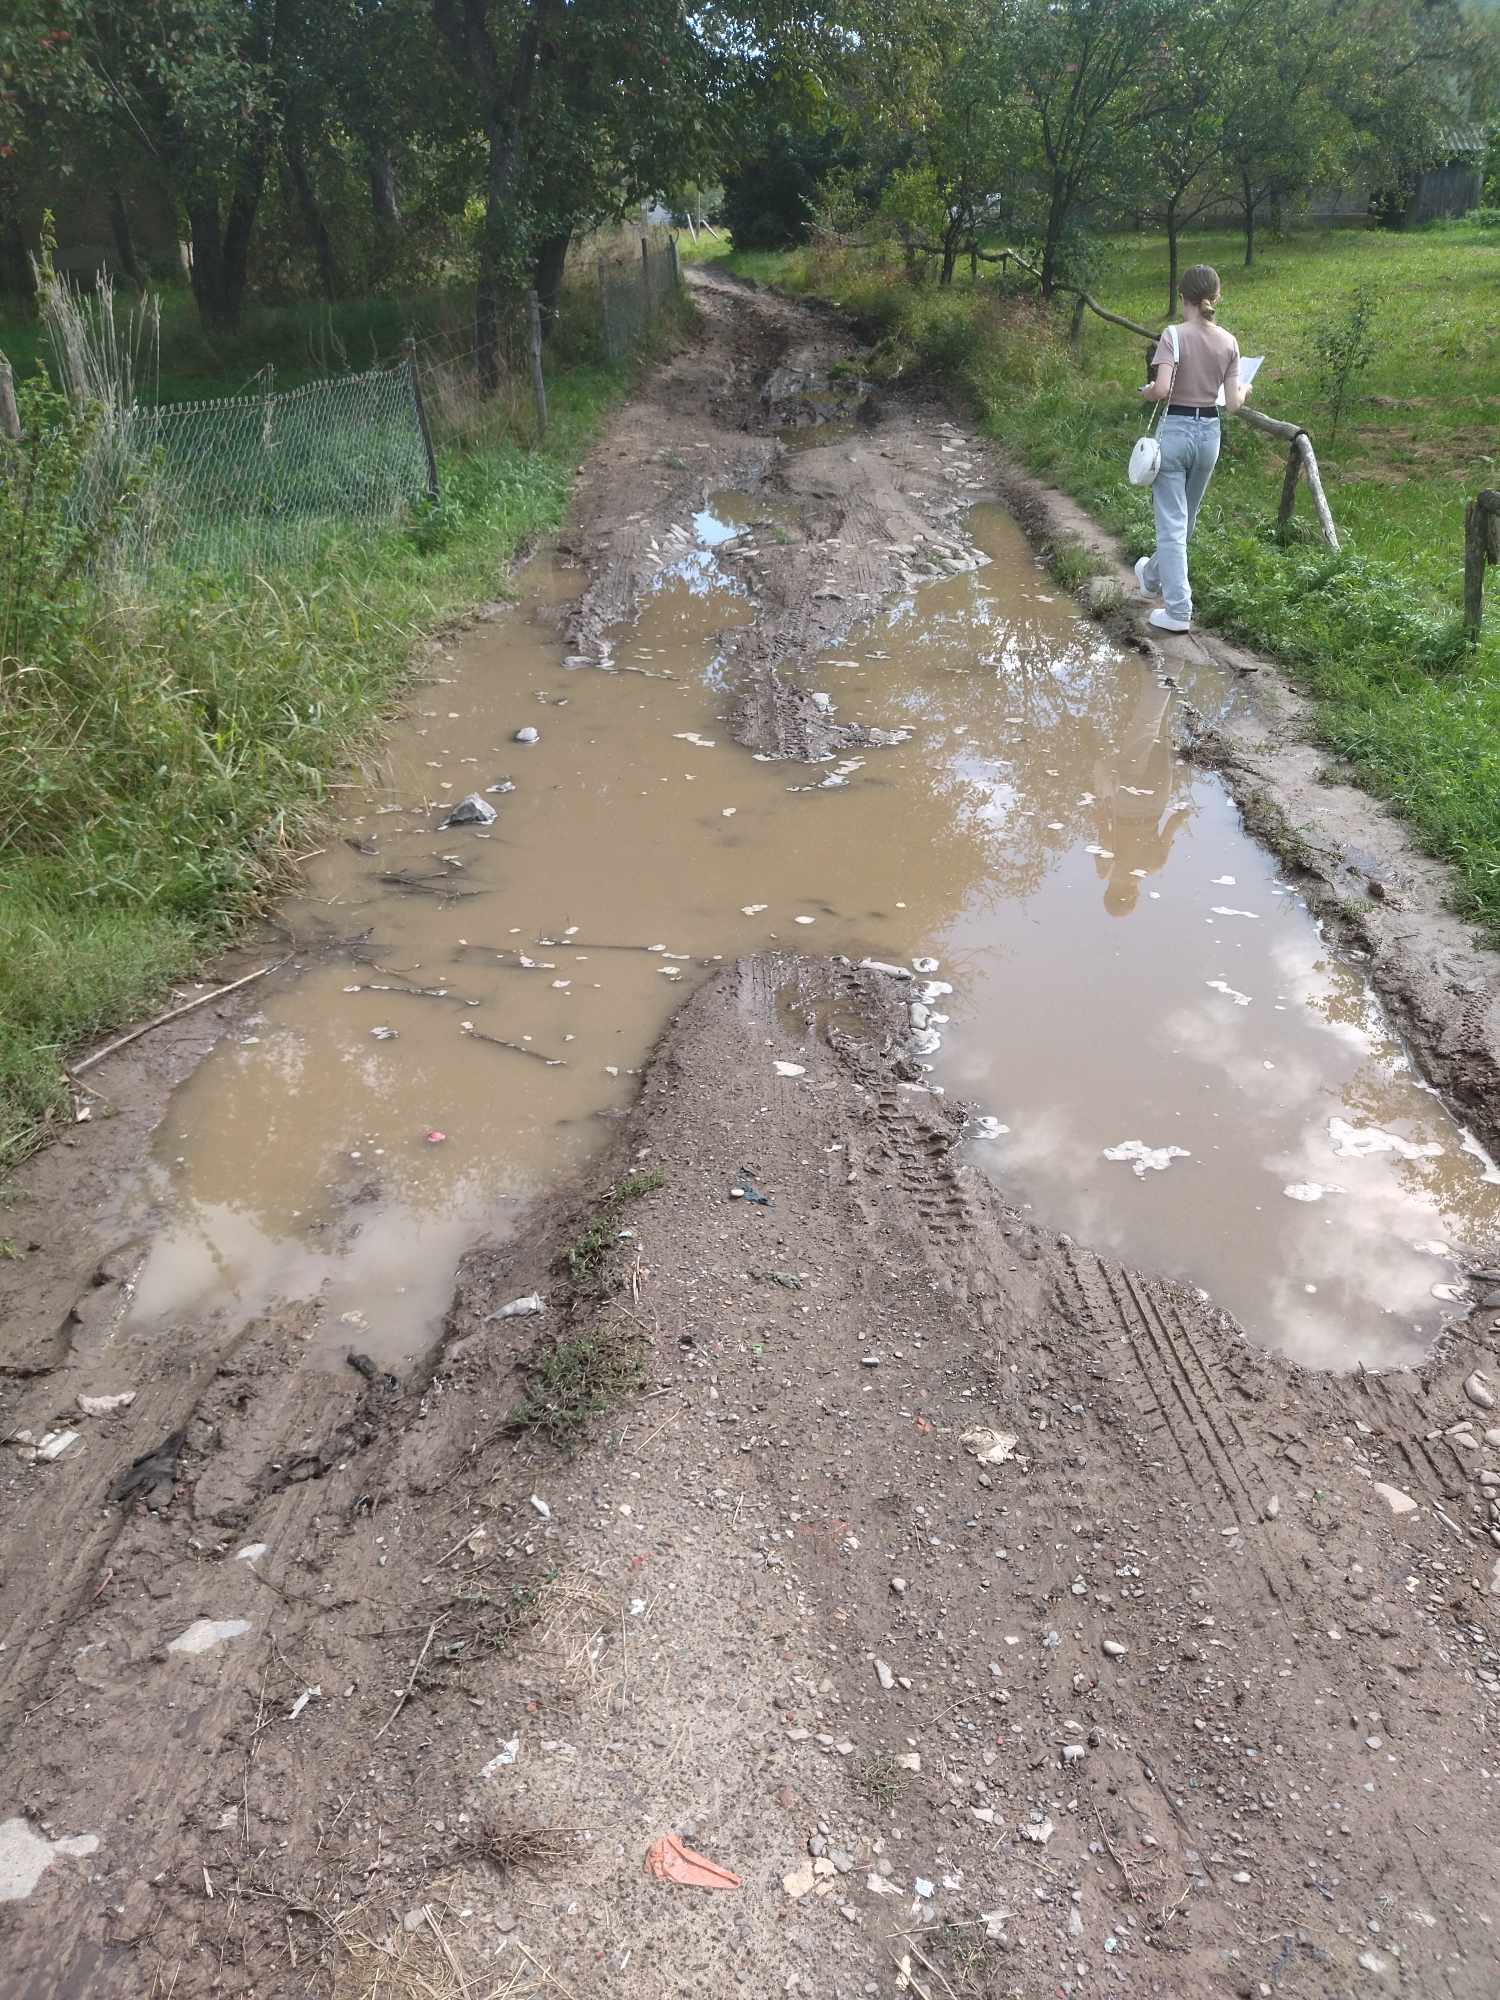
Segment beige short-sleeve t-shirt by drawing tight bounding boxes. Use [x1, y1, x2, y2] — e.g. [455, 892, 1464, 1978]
[1157, 320, 1240, 406]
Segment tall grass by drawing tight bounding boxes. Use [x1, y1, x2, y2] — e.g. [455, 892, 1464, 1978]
[0, 277, 692, 1166]
[729, 225, 1500, 937]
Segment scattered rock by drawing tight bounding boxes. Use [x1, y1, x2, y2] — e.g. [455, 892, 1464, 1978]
[513, 727, 540, 745]
[890, 1576, 908, 1596]
[1020, 1817, 1055, 1845]
[1373, 1482, 1418, 1516]
[1101, 1639, 1128, 1658]
[1264, 1494, 1281, 1520]
[874, 1659, 895, 1691]
[440, 792, 497, 828]
[961, 1428, 1020, 1467]
[782, 1861, 816, 1899]
[168, 1618, 251, 1657]
[1465, 1371, 1496, 1411]
[77, 1391, 136, 1417]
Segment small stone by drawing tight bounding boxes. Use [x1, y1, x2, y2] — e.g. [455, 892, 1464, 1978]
[513, 726, 540, 745]
[1264, 1494, 1281, 1520]
[1373, 1482, 1418, 1516]
[890, 1576, 908, 1596]
[529, 1494, 551, 1519]
[874, 1659, 895, 1691]
[1102, 1639, 1128, 1658]
[1466, 1372, 1496, 1411]
[1358, 1950, 1390, 1975]
[1020, 1817, 1055, 1845]
[895, 1753, 921, 1773]
[783, 1862, 816, 1899]
[1062, 1743, 1086, 1764]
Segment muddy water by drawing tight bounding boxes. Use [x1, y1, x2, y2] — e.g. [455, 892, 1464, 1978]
[128, 498, 1500, 1373]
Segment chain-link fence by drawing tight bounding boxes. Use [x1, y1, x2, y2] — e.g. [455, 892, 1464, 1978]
[599, 238, 681, 361]
[74, 359, 433, 577]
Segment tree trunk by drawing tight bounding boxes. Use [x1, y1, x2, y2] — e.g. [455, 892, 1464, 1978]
[1165, 201, 1179, 325]
[939, 228, 959, 286]
[187, 198, 226, 327]
[188, 169, 263, 333]
[531, 229, 570, 335]
[286, 139, 339, 301]
[1039, 179, 1068, 297]
[1242, 174, 1255, 268]
[109, 189, 145, 290]
[368, 148, 401, 224]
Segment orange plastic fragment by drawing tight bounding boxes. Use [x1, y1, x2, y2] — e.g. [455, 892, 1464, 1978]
[644, 1833, 741, 1890]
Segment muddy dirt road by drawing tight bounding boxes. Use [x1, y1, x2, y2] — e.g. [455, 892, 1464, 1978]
[5, 271, 1500, 1999]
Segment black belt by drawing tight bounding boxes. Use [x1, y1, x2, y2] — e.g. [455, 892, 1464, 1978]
[1166, 402, 1219, 418]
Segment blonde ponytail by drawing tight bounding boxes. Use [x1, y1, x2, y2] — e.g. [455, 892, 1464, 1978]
[1180, 263, 1222, 319]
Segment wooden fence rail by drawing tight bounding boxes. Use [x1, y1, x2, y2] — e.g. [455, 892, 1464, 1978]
[983, 245, 1341, 552]
[1464, 490, 1500, 642]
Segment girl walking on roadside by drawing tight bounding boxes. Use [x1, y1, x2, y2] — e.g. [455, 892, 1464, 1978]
[1135, 264, 1251, 634]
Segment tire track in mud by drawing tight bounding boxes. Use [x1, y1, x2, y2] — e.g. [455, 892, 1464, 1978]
[4, 267, 1500, 2000]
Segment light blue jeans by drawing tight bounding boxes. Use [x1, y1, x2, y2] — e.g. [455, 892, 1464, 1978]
[1140, 413, 1220, 623]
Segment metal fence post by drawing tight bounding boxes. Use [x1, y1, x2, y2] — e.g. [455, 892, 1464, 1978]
[0, 354, 19, 442]
[403, 337, 439, 502]
[526, 291, 548, 438]
[670, 234, 680, 289]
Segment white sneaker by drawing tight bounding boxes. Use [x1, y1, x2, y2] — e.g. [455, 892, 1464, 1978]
[1149, 608, 1191, 634]
[1134, 557, 1157, 598]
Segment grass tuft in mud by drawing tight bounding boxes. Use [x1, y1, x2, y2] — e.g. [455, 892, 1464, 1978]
[850, 1748, 905, 1813]
[454, 1819, 582, 1875]
[558, 1167, 666, 1290]
[503, 1324, 649, 1447]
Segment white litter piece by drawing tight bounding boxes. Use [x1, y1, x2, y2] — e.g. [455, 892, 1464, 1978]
[1020, 1818, 1055, 1846]
[1210, 906, 1259, 919]
[773, 1061, 806, 1078]
[1329, 1117, 1443, 1161]
[1212, 875, 1236, 885]
[488, 1294, 545, 1321]
[1411, 1240, 1450, 1256]
[34, 1430, 80, 1462]
[973, 1116, 1010, 1139]
[551, 979, 572, 990]
[1433, 1283, 1468, 1303]
[0, 1819, 100, 1904]
[741, 903, 768, 915]
[480, 1738, 521, 1778]
[1103, 1140, 1191, 1176]
[721, 807, 737, 817]
[912, 956, 940, 974]
[77, 1391, 137, 1416]
[529, 1495, 552, 1519]
[288, 1686, 321, 1721]
[168, 1618, 252, 1656]
[235, 1544, 269, 1564]
[1206, 980, 1251, 1006]
[859, 958, 914, 980]
[794, 915, 816, 925]
[914, 1877, 935, 1899]
[674, 732, 716, 748]
[370, 1025, 398, 1041]
[1084, 844, 1113, 858]
[961, 1428, 1019, 1466]
[1283, 1183, 1344, 1203]
[513, 727, 539, 745]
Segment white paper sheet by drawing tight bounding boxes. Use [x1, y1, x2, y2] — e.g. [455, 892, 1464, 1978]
[1220, 355, 1264, 405]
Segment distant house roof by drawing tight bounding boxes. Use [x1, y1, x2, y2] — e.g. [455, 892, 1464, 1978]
[1434, 122, 1490, 158]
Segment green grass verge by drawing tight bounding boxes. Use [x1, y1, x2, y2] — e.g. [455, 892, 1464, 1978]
[728, 223, 1500, 936]
[0, 292, 692, 1169]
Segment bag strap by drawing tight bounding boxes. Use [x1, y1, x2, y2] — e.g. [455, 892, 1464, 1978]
[1147, 325, 1179, 435]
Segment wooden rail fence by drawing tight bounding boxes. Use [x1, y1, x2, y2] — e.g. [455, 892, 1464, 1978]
[1464, 490, 1500, 643]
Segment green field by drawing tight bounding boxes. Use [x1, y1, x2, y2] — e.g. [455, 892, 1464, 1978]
[697, 222, 1500, 936]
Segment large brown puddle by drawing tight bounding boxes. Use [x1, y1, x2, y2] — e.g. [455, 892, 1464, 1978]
[127, 496, 1500, 1372]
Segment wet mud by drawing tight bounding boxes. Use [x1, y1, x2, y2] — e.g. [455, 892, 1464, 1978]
[4, 267, 1500, 2000]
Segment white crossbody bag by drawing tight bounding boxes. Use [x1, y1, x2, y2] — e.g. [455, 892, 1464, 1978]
[1127, 325, 1178, 487]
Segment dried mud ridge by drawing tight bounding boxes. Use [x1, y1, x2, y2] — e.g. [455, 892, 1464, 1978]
[4, 271, 1500, 1998]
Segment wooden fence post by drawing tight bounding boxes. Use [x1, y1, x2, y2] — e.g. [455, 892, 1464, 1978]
[526, 290, 548, 438]
[0, 353, 19, 442]
[1276, 441, 1303, 534]
[402, 338, 438, 502]
[1463, 490, 1500, 642]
